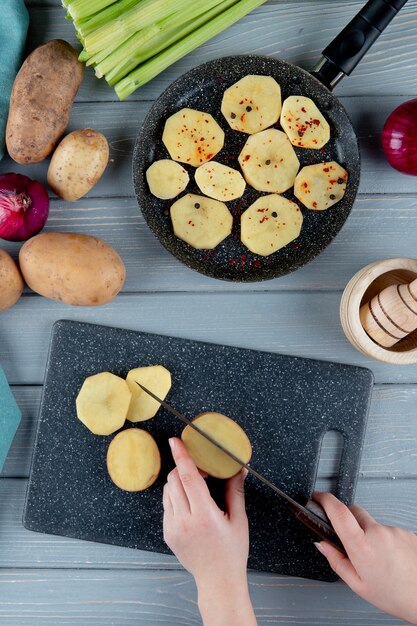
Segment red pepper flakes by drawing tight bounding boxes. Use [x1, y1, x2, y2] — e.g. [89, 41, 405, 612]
[253, 260, 261, 268]
[291, 243, 300, 249]
[313, 139, 318, 144]
[312, 119, 320, 126]
[312, 201, 317, 208]
[204, 119, 209, 123]
[256, 208, 268, 212]
[206, 153, 213, 159]
[302, 182, 308, 188]
[244, 154, 251, 161]
[323, 167, 329, 172]
[259, 216, 269, 223]
[329, 180, 336, 185]
[266, 180, 270, 184]
[230, 258, 235, 264]
[301, 107, 306, 113]
[200, 137, 205, 141]
[239, 100, 244, 104]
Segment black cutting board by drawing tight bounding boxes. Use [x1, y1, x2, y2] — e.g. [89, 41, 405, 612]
[24, 320, 373, 581]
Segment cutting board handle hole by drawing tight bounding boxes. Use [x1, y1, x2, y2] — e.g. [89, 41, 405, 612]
[316, 430, 345, 492]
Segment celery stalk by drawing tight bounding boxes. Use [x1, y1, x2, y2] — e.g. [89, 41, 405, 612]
[115, 0, 267, 100]
[66, 0, 117, 21]
[96, 0, 230, 81]
[74, 0, 140, 38]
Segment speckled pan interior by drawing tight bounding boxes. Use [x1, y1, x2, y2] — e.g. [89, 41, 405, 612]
[133, 55, 360, 282]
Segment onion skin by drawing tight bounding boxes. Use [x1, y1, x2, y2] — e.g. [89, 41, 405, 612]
[382, 99, 417, 176]
[0, 173, 49, 242]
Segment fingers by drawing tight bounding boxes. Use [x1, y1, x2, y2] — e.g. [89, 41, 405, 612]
[314, 541, 361, 592]
[168, 438, 212, 512]
[225, 469, 248, 520]
[348, 504, 376, 531]
[167, 468, 190, 515]
[313, 492, 364, 555]
[162, 483, 173, 517]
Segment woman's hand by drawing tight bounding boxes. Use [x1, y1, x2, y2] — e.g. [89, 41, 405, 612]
[163, 437, 257, 626]
[314, 492, 417, 625]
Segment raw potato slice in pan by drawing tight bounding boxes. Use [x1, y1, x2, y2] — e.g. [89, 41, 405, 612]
[126, 365, 172, 422]
[221, 74, 281, 134]
[195, 161, 246, 201]
[294, 162, 348, 210]
[146, 160, 189, 199]
[162, 108, 224, 167]
[171, 193, 232, 249]
[107, 428, 161, 492]
[76, 372, 131, 436]
[280, 96, 330, 149]
[181, 412, 252, 479]
[238, 129, 299, 193]
[241, 194, 303, 256]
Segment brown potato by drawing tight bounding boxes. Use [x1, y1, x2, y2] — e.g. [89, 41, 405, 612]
[47, 129, 109, 201]
[181, 412, 252, 479]
[6, 40, 84, 164]
[107, 429, 161, 491]
[19, 232, 125, 306]
[0, 249, 24, 312]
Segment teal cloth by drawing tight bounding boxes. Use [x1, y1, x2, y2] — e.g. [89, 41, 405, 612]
[0, 365, 21, 473]
[0, 0, 29, 160]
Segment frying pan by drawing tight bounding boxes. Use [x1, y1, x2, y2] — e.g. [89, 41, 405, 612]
[133, 0, 407, 282]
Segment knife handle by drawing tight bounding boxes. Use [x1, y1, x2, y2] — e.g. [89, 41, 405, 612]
[289, 499, 347, 556]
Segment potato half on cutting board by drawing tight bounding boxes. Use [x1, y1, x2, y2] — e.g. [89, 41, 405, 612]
[126, 365, 172, 422]
[241, 194, 303, 256]
[294, 162, 348, 210]
[162, 108, 224, 167]
[221, 74, 281, 134]
[280, 96, 330, 149]
[107, 428, 161, 492]
[76, 372, 131, 435]
[238, 129, 299, 193]
[170, 193, 232, 249]
[182, 412, 252, 479]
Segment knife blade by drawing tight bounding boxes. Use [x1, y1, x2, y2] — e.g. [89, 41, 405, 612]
[136, 382, 347, 556]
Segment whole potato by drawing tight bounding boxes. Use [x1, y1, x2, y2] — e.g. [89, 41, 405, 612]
[47, 129, 109, 201]
[0, 249, 24, 312]
[19, 233, 125, 306]
[6, 40, 84, 164]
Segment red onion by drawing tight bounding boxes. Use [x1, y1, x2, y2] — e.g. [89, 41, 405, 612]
[382, 99, 417, 176]
[0, 173, 49, 241]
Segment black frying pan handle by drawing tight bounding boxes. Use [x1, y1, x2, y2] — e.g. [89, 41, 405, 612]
[312, 0, 408, 90]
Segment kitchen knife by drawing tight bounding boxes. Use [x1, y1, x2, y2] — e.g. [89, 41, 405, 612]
[136, 382, 347, 556]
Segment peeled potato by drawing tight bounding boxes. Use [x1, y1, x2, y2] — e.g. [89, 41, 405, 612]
[76, 372, 131, 435]
[107, 428, 161, 491]
[241, 194, 303, 256]
[221, 74, 281, 134]
[126, 365, 172, 422]
[171, 193, 232, 249]
[195, 161, 246, 201]
[162, 108, 224, 167]
[182, 412, 252, 479]
[280, 96, 330, 149]
[294, 162, 348, 210]
[238, 129, 299, 193]
[146, 160, 189, 199]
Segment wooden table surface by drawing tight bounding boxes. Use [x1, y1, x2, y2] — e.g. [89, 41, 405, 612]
[1, 1, 417, 624]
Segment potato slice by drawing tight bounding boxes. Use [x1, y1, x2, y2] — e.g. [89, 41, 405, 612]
[171, 193, 232, 249]
[294, 162, 348, 211]
[241, 194, 303, 256]
[195, 161, 246, 201]
[76, 372, 131, 435]
[221, 74, 281, 134]
[182, 412, 252, 479]
[238, 129, 299, 193]
[107, 428, 161, 491]
[146, 160, 189, 199]
[162, 108, 224, 167]
[280, 96, 330, 149]
[126, 365, 172, 422]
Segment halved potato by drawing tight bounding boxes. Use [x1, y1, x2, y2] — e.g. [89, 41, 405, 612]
[76, 372, 131, 435]
[171, 193, 232, 249]
[181, 412, 252, 479]
[162, 108, 224, 167]
[221, 74, 281, 134]
[280, 96, 330, 149]
[238, 129, 299, 193]
[195, 161, 246, 201]
[241, 194, 303, 256]
[294, 162, 348, 210]
[107, 428, 161, 491]
[126, 365, 172, 422]
[146, 160, 189, 199]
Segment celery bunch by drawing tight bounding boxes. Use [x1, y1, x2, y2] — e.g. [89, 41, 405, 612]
[63, 0, 267, 100]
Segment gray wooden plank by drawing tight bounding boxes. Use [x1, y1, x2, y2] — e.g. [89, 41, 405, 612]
[0, 292, 416, 385]
[0, 567, 405, 626]
[3, 385, 417, 478]
[1, 194, 416, 293]
[25, 2, 417, 101]
[0, 97, 411, 196]
[0, 478, 415, 573]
